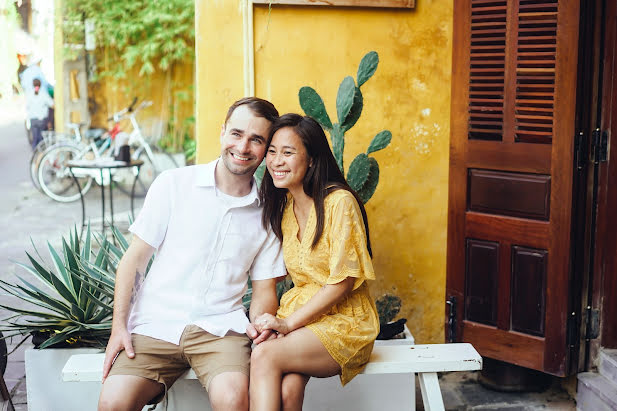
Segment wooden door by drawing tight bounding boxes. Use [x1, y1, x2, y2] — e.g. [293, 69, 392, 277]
[447, 0, 580, 376]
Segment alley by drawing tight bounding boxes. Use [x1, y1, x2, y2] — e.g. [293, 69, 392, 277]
[0, 96, 143, 410]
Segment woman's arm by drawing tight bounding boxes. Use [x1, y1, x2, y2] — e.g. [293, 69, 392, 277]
[255, 277, 355, 335]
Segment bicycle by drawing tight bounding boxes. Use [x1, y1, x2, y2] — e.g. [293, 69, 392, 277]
[29, 123, 106, 192]
[110, 99, 178, 197]
[36, 125, 119, 202]
[36, 98, 178, 202]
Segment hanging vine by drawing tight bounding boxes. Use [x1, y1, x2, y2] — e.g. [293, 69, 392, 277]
[62, 0, 195, 80]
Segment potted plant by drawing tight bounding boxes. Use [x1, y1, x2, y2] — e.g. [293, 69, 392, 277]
[0, 225, 133, 411]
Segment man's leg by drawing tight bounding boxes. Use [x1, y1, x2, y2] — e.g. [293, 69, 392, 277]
[99, 334, 188, 411]
[98, 375, 164, 411]
[208, 371, 249, 411]
[183, 326, 252, 411]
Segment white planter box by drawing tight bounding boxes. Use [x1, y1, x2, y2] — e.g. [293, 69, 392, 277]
[26, 347, 103, 411]
[27, 326, 415, 411]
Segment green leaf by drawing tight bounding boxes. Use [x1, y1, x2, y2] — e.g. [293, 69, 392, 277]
[23, 253, 54, 286]
[367, 130, 393, 154]
[347, 153, 371, 193]
[70, 303, 86, 322]
[330, 124, 345, 173]
[342, 87, 363, 132]
[299, 87, 333, 130]
[336, 76, 356, 126]
[357, 51, 379, 87]
[111, 225, 129, 251]
[356, 158, 380, 204]
[38, 328, 80, 349]
[0, 304, 68, 321]
[81, 224, 92, 262]
[82, 288, 114, 312]
[48, 242, 76, 297]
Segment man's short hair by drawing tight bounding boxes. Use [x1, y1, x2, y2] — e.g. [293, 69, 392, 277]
[225, 97, 279, 125]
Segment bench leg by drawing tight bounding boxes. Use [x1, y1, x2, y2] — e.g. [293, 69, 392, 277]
[418, 372, 445, 411]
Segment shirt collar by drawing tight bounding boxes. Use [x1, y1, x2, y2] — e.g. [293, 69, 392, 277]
[195, 158, 261, 207]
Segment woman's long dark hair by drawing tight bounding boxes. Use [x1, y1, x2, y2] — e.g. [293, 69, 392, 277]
[260, 114, 372, 257]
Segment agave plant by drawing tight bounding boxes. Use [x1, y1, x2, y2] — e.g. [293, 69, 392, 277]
[0, 225, 133, 349]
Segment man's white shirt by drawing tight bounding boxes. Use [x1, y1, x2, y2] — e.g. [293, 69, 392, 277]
[127, 159, 286, 345]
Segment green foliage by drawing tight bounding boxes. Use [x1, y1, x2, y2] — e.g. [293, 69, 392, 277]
[183, 138, 197, 165]
[375, 294, 402, 325]
[242, 276, 294, 313]
[298, 51, 392, 204]
[0, 225, 135, 349]
[62, 0, 195, 80]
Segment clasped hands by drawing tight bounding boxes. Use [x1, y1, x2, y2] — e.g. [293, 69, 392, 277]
[246, 313, 289, 344]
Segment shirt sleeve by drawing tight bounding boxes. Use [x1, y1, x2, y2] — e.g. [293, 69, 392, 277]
[249, 227, 287, 281]
[327, 192, 375, 290]
[129, 170, 172, 249]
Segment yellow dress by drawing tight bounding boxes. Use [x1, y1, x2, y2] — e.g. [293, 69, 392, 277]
[276, 189, 380, 385]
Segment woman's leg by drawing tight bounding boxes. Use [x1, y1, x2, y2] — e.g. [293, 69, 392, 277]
[281, 373, 310, 411]
[250, 327, 339, 411]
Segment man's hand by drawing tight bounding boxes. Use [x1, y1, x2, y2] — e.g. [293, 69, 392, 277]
[253, 313, 290, 335]
[101, 328, 134, 382]
[246, 322, 278, 345]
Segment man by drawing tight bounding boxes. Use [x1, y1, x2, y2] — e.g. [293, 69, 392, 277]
[98, 97, 286, 411]
[26, 78, 54, 149]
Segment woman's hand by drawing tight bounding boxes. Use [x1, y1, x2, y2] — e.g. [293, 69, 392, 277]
[254, 313, 291, 335]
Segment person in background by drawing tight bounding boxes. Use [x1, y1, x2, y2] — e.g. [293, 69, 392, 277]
[19, 54, 50, 95]
[26, 78, 54, 150]
[250, 114, 380, 410]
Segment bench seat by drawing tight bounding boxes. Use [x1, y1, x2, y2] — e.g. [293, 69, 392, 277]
[62, 343, 482, 411]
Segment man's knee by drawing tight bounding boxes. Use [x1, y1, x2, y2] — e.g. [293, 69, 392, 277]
[98, 375, 163, 411]
[209, 372, 249, 411]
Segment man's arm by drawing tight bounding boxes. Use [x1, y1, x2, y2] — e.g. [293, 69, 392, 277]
[101, 236, 155, 381]
[246, 278, 279, 345]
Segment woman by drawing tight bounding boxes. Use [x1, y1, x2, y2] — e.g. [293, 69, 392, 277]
[251, 114, 379, 410]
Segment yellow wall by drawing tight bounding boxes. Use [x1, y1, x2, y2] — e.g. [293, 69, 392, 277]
[88, 54, 194, 150]
[196, 0, 453, 344]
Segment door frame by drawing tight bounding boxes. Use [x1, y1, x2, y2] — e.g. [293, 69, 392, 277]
[593, 0, 617, 357]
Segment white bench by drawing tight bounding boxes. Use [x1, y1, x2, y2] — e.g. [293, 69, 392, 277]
[62, 343, 481, 411]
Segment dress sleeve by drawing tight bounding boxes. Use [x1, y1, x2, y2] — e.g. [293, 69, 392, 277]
[327, 192, 375, 290]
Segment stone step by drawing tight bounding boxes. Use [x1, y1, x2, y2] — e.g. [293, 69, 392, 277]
[577, 372, 617, 411]
[599, 349, 617, 384]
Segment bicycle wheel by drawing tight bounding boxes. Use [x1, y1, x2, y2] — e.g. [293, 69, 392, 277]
[115, 146, 178, 197]
[37, 144, 93, 202]
[25, 118, 33, 147]
[30, 132, 77, 192]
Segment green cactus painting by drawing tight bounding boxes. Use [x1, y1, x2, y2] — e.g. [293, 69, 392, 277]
[298, 51, 392, 204]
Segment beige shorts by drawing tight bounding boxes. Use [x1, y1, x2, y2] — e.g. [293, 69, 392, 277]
[108, 324, 251, 402]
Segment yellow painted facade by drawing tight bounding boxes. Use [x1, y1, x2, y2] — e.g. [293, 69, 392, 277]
[87, 57, 194, 151]
[196, 0, 453, 344]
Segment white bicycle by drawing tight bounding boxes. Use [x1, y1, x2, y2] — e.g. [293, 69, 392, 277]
[36, 98, 178, 202]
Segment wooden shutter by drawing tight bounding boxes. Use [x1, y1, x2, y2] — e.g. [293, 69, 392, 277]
[447, 0, 579, 375]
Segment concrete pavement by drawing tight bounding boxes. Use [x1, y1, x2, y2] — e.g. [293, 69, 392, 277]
[0, 96, 144, 410]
